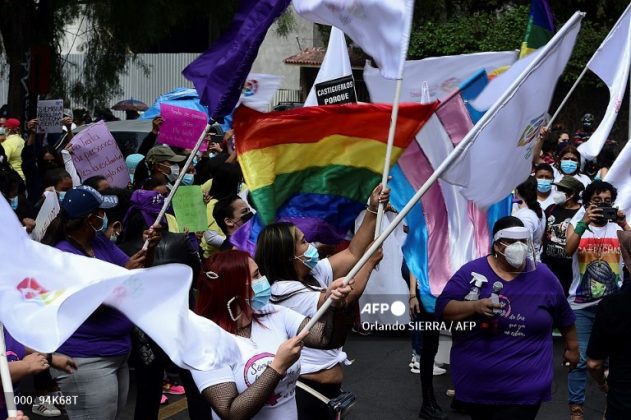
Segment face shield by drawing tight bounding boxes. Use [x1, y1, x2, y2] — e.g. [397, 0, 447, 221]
[493, 226, 537, 273]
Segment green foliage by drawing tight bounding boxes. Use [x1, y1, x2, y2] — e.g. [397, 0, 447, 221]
[408, 5, 529, 58]
[275, 9, 297, 38]
[408, 4, 621, 86]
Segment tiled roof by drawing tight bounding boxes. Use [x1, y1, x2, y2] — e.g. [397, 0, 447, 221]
[284, 47, 367, 68]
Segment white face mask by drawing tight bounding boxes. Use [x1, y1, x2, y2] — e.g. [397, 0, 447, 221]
[552, 191, 567, 205]
[160, 163, 180, 182]
[499, 241, 529, 268]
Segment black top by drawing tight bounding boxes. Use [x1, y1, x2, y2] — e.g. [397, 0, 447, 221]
[587, 288, 631, 390]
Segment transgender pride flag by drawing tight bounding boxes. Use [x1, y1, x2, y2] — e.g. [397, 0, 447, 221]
[367, 66, 512, 313]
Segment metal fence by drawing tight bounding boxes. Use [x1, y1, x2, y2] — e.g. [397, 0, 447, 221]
[0, 54, 303, 117]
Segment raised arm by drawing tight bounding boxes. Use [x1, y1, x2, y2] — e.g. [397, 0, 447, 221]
[328, 184, 389, 278]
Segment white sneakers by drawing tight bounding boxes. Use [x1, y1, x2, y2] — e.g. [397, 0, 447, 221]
[409, 354, 447, 376]
[32, 401, 62, 417]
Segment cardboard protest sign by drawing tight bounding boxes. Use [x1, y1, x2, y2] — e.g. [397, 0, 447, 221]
[172, 186, 207, 233]
[315, 75, 357, 106]
[30, 191, 60, 242]
[158, 104, 208, 150]
[37, 100, 64, 133]
[69, 121, 131, 188]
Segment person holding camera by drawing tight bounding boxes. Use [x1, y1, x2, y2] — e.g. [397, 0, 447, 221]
[565, 180, 630, 420]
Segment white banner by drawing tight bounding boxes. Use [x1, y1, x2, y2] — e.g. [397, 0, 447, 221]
[29, 191, 60, 242]
[364, 51, 518, 103]
[305, 27, 353, 106]
[578, 4, 631, 159]
[604, 139, 631, 217]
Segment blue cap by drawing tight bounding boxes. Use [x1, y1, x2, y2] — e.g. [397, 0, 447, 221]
[61, 185, 118, 219]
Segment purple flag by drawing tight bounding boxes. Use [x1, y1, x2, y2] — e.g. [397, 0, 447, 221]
[182, 0, 291, 120]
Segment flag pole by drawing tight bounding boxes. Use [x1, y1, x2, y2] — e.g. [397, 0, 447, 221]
[374, 0, 415, 238]
[300, 11, 585, 334]
[546, 65, 589, 129]
[0, 323, 18, 417]
[375, 78, 403, 238]
[142, 124, 211, 250]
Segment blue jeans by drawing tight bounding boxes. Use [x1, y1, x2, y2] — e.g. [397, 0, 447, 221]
[568, 306, 598, 404]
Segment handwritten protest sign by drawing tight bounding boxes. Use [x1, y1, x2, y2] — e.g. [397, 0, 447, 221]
[172, 186, 207, 233]
[69, 121, 131, 188]
[37, 100, 64, 133]
[158, 104, 208, 150]
[30, 191, 60, 242]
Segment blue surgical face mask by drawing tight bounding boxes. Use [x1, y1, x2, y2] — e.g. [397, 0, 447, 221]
[181, 173, 195, 186]
[250, 276, 272, 311]
[9, 196, 18, 210]
[58, 191, 66, 202]
[536, 179, 552, 193]
[92, 213, 108, 232]
[560, 160, 578, 174]
[296, 243, 320, 271]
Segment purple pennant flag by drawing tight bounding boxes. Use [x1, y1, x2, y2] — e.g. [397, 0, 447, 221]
[182, 0, 291, 120]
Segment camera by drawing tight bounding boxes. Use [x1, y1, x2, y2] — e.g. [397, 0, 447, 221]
[598, 205, 618, 222]
[327, 391, 356, 417]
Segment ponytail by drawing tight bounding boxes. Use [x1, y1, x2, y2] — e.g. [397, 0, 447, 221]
[516, 176, 542, 218]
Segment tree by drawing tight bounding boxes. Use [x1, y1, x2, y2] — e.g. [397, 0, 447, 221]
[0, 0, 238, 120]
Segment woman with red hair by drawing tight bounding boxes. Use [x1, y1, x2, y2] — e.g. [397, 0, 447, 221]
[194, 250, 352, 420]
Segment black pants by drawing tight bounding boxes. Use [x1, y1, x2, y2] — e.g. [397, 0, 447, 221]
[132, 332, 211, 420]
[417, 293, 440, 406]
[463, 402, 540, 420]
[296, 377, 341, 420]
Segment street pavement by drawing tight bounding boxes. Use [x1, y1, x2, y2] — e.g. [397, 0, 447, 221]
[22, 333, 606, 419]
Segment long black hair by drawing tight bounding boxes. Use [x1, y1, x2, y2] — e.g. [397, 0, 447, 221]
[516, 176, 543, 218]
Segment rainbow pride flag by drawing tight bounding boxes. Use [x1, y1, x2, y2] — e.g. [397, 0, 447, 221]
[520, 0, 555, 58]
[233, 103, 437, 244]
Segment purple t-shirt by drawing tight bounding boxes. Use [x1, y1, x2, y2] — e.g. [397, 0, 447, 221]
[435, 256, 575, 405]
[1, 330, 26, 418]
[55, 234, 133, 357]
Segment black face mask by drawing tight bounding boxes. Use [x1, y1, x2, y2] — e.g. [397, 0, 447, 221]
[240, 211, 254, 224]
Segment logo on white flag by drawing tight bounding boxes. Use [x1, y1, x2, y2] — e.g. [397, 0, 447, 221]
[17, 277, 65, 306]
[518, 113, 546, 158]
[242, 79, 259, 97]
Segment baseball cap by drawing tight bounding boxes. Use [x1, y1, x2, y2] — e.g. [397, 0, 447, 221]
[4, 118, 20, 130]
[553, 176, 584, 193]
[61, 185, 118, 219]
[145, 145, 186, 165]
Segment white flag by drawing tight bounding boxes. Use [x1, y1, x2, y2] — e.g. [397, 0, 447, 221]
[304, 27, 353, 107]
[293, 0, 414, 79]
[239, 73, 283, 112]
[364, 51, 518, 103]
[578, 4, 631, 159]
[0, 199, 237, 370]
[604, 140, 631, 217]
[441, 12, 583, 208]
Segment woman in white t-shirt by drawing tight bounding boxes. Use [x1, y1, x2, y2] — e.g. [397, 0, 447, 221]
[553, 145, 591, 188]
[513, 176, 546, 260]
[253, 185, 387, 420]
[192, 250, 352, 420]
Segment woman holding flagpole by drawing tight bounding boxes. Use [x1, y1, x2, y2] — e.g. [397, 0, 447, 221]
[254, 184, 387, 420]
[193, 250, 352, 420]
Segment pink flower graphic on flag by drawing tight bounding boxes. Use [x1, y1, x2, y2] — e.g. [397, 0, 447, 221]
[16, 277, 64, 305]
